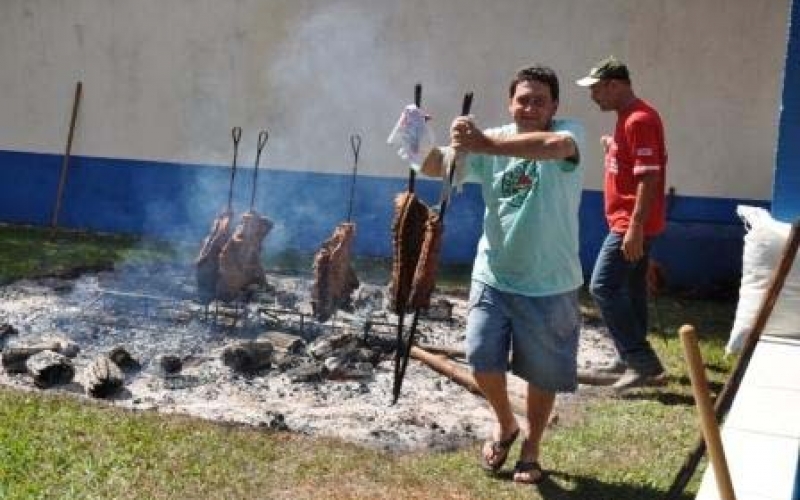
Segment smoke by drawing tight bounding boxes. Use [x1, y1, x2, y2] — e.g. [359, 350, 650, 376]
[265, 1, 402, 174]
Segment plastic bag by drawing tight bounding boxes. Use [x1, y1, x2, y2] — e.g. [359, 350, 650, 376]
[387, 104, 435, 171]
[726, 205, 800, 354]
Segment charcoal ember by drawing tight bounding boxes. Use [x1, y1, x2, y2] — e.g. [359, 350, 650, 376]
[273, 352, 304, 371]
[84, 356, 124, 398]
[285, 362, 325, 383]
[390, 192, 431, 314]
[108, 346, 140, 372]
[261, 411, 289, 431]
[216, 212, 273, 302]
[307, 331, 358, 359]
[0, 323, 18, 343]
[352, 347, 381, 365]
[423, 297, 454, 322]
[310, 222, 360, 322]
[2, 340, 75, 374]
[221, 340, 274, 374]
[353, 285, 384, 311]
[195, 211, 233, 303]
[260, 331, 305, 354]
[26, 350, 75, 388]
[323, 355, 349, 379]
[159, 355, 183, 375]
[43, 336, 80, 358]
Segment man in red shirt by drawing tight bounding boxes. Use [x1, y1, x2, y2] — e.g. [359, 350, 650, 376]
[577, 57, 667, 390]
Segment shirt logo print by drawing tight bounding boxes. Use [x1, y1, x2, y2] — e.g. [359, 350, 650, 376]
[500, 161, 540, 207]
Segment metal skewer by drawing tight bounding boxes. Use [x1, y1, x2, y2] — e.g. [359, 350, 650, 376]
[227, 126, 242, 213]
[346, 134, 361, 222]
[392, 91, 473, 405]
[249, 130, 269, 211]
[407, 83, 422, 193]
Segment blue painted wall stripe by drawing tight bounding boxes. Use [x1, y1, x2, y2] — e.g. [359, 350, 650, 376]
[1, 149, 768, 287]
[774, 0, 800, 222]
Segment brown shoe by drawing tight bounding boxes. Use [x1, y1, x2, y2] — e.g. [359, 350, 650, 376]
[611, 368, 667, 392]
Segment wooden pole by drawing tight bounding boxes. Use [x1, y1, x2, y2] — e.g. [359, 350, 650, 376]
[665, 220, 800, 498]
[680, 325, 736, 500]
[51, 81, 83, 232]
[410, 345, 527, 416]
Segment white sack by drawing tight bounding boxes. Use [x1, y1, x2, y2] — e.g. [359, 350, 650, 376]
[727, 205, 800, 354]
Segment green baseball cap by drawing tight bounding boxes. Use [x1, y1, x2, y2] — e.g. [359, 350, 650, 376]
[576, 56, 630, 86]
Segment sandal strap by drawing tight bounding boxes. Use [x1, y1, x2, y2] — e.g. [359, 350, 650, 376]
[490, 427, 519, 452]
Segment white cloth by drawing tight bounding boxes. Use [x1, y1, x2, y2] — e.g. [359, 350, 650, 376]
[387, 105, 435, 171]
[439, 146, 467, 193]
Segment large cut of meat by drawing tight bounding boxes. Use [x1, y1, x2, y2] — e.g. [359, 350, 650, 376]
[408, 211, 443, 310]
[390, 191, 436, 314]
[311, 222, 360, 322]
[195, 210, 233, 303]
[216, 211, 273, 302]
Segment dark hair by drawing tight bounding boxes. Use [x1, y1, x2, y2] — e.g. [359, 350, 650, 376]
[509, 65, 559, 101]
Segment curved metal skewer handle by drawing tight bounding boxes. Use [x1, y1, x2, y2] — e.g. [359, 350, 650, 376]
[227, 126, 242, 212]
[346, 134, 361, 222]
[250, 130, 269, 210]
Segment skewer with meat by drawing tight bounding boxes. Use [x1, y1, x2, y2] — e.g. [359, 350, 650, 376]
[310, 221, 359, 322]
[391, 91, 473, 404]
[195, 126, 242, 303]
[389, 191, 430, 313]
[310, 135, 362, 322]
[217, 130, 273, 302]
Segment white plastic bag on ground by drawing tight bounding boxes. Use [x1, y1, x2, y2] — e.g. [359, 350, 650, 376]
[727, 205, 800, 354]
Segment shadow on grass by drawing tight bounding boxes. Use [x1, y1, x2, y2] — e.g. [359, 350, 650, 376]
[620, 390, 695, 406]
[533, 470, 693, 500]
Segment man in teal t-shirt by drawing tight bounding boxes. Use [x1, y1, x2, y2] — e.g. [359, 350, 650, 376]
[420, 65, 584, 484]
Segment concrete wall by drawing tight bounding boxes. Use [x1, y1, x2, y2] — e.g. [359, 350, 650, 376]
[0, 0, 791, 287]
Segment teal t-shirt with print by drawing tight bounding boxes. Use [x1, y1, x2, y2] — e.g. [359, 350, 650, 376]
[464, 118, 585, 297]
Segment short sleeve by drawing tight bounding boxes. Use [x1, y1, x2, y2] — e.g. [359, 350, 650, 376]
[553, 119, 585, 172]
[626, 115, 662, 176]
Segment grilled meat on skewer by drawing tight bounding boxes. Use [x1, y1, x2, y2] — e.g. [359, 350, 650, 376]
[311, 222, 360, 322]
[390, 191, 439, 313]
[195, 210, 234, 303]
[408, 211, 443, 310]
[216, 211, 273, 302]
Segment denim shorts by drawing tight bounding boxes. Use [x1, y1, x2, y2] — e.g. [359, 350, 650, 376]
[464, 281, 581, 393]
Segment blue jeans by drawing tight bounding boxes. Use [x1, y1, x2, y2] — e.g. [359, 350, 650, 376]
[589, 232, 663, 373]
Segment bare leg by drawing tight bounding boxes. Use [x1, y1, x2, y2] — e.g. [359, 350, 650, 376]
[474, 371, 519, 466]
[514, 383, 554, 483]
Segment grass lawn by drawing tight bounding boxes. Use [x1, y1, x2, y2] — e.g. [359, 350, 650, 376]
[0, 224, 738, 499]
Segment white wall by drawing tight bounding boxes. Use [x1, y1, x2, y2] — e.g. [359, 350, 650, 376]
[0, 0, 789, 199]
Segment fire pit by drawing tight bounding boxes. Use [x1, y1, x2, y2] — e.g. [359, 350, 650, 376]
[0, 263, 619, 451]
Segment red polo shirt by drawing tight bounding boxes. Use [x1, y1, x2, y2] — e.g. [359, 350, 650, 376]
[604, 98, 667, 236]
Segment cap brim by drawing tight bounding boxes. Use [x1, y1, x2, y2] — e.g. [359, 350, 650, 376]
[576, 76, 600, 87]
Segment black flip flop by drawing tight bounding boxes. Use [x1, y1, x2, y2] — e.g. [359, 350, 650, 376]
[512, 460, 545, 484]
[479, 428, 520, 472]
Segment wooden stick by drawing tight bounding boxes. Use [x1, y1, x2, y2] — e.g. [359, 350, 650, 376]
[410, 345, 526, 416]
[680, 325, 736, 500]
[416, 343, 465, 359]
[51, 81, 83, 232]
[665, 219, 800, 498]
